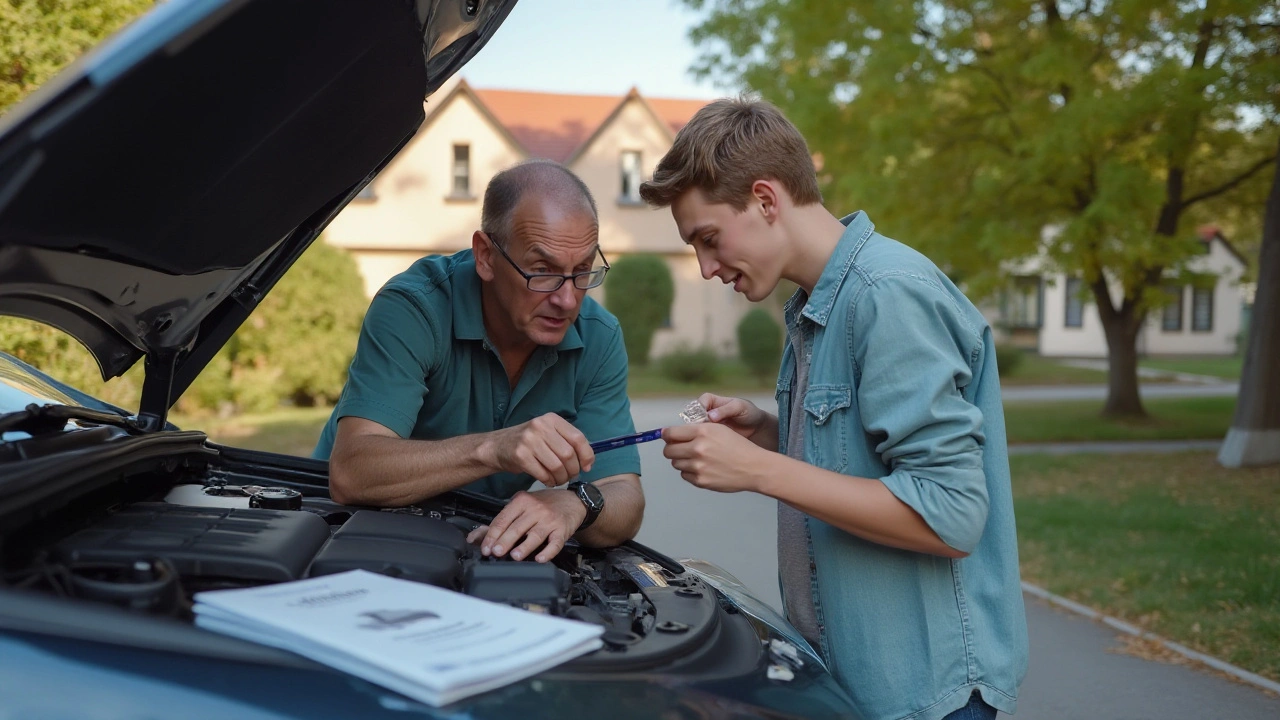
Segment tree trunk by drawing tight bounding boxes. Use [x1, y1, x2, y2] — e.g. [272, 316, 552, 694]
[1090, 278, 1147, 418]
[1099, 308, 1146, 417]
[1219, 146, 1280, 467]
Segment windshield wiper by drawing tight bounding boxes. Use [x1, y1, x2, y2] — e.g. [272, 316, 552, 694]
[0, 403, 143, 437]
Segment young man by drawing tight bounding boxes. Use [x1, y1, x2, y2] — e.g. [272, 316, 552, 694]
[315, 160, 644, 564]
[640, 98, 1027, 720]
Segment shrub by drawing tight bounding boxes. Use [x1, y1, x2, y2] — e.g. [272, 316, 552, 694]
[181, 239, 366, 413]
[994, 344, 1025, 377]
[604, 254, 674, 365]
[658, 345, 721, 384]
[737, 309, 783, 379]
[0, 317, 144, 409]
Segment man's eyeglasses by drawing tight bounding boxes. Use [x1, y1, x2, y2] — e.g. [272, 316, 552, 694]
[487, 235, 610, 292]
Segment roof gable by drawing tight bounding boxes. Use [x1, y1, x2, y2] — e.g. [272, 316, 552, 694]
[468, 84, 708, 163]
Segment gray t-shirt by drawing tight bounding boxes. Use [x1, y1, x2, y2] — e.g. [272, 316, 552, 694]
[778, 311, 822, 649]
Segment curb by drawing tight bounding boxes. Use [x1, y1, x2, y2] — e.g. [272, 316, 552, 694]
[1021, 581, 1280, 696]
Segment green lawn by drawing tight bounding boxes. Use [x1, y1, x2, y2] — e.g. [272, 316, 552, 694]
[626, 359, 776, 397]
[999, 354, 1109, 386]
[1139, 356, 1244, 380]
[1013, 451, 1280, 682]
[1003, 396, 1235, 444]
[180, 395, 1237, 454]
[170, 406, 334, 457]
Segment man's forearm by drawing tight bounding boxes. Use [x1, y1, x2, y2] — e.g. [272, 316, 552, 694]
[575, 474, 644, 547]
[329, 432, 496, 506]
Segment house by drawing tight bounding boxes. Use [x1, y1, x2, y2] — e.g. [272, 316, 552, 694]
[990, 225, 1248, 357]
[322, 79, 756, 360]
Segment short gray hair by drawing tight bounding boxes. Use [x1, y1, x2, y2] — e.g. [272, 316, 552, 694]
[481, 159, 598, 244]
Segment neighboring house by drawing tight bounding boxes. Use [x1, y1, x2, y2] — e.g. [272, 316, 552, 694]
[323, 78, 756, 360]
[989, 225, 1248, 357]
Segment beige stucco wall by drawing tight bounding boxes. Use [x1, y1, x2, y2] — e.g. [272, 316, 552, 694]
[324, 90, 522, 296]
[325, 92, 757, 361]
[569, 98, 754, 358]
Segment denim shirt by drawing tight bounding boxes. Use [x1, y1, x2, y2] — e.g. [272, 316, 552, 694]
[777, 212, 1028, 720]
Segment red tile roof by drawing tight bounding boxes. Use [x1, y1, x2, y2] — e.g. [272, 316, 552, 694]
[469, 85, 708, 163]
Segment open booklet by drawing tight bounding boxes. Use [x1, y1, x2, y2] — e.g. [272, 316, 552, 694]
[193, 569, 603, 707]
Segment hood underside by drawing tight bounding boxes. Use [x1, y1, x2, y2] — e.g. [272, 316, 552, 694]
[0, 0, 514, 416]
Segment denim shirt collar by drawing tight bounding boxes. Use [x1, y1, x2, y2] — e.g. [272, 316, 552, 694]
[790, 211, 876, 329]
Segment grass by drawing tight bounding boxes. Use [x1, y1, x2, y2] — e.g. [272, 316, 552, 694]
[1013, 451, 1280, 682]
[1003, 396, 1235, 444]
[626, 359, 776, 397]
[999, 354, 1109, 386]
[170, 406, 334, 456]
[1139, 356, 1244, 380]
[629, 354, 1112, 396]
[176, 392, 1237, 454]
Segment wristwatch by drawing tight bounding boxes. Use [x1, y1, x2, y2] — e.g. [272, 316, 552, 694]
[567, 481, 604, 531]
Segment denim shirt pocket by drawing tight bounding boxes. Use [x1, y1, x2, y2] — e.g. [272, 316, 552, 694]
[802, 384, 852, 472]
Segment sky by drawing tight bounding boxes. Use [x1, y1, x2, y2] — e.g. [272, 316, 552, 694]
[460, 0, 728, 99]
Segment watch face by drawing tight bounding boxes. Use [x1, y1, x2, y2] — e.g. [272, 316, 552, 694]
[578, 481, 604, 510]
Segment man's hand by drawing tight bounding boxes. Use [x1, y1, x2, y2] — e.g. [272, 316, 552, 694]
[481, 413, 595, 488]
[662, 422, 769, 493]
[467, 489, 587, 563]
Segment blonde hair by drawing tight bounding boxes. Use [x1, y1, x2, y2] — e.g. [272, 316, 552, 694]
[639, 96, 822, 210]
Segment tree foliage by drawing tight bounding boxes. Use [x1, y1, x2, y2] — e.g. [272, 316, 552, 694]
[737, 307, 783, 379]
[604, 254, 676, 365]
[686, 0, 1280, 416]
[1, 0, 155, 113]
[181, 240, 367, 414]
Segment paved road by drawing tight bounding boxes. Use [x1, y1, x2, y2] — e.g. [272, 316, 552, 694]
[1017, 595, 1280, 719]
[626, 394, 1278, 719]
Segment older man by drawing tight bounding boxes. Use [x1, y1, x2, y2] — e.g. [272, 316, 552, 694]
[314, 160, 644, 563]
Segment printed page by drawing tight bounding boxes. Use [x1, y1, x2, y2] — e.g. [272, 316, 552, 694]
[193, 569, 602, 705]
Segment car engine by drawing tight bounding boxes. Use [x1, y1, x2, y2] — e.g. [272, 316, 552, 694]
[2, 450, 756, 674]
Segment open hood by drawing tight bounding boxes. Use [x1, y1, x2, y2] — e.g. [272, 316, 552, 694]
[0, 0, 515, 428]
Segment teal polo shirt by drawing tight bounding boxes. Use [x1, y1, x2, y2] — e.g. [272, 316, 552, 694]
[313, 249, 641, 499]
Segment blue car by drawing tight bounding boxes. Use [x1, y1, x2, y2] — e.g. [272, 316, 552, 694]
[0, 1, 857, 717]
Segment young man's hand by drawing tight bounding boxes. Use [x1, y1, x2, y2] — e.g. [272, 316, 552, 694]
[661, 422, 769, 493]
[481, 413, 595, 487]
[467, 489, 586, 563]
[697, 393, 779, 450]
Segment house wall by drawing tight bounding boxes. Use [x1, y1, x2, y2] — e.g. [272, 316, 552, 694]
[1139, 239, 1244, 355]
[324, 92, 523, 296]
[324, 92, 756, 361]
[1036, 239, 1244, 357]
[570, 98, 753, 357]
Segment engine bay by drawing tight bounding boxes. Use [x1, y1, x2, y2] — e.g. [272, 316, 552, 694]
[0, 448, 759, 674]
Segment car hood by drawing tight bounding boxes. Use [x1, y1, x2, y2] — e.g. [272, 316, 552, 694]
[0, 0, 514, 423]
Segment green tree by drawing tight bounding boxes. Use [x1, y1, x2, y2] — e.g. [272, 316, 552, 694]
[737, 308, 783, 379]
[686, 0, 1279, 417]
[604, 254, 675, 366]
[1, 0, 155, 113]
[181, 240, 366, 414]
